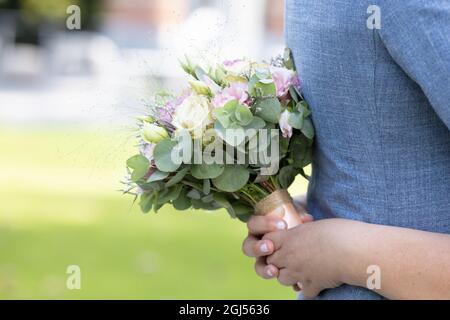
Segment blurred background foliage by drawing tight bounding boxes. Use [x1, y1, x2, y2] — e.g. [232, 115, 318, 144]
[0, 0, 305, 299]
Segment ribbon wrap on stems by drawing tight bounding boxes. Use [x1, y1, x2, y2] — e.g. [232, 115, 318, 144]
[254, 189, 304, 229]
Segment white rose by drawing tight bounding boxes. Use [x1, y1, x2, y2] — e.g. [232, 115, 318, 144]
[172, 95, 213, 139]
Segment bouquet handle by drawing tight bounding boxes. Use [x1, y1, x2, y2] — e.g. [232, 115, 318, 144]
[254, 189, 304, 229]
[254, 189, 304, 291]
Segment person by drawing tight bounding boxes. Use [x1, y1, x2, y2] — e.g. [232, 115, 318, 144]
[242, 0, 450, 299]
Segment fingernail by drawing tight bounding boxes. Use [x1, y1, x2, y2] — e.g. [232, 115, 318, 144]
[276, 220, 287, 230]
[266, 267, 274, 277]
[260, 242, 269, 253]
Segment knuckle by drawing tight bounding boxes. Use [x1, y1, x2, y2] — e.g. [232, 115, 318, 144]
[246, 216, 257, 230]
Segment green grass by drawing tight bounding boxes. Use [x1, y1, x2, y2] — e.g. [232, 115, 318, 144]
[0, 127, 307, 299]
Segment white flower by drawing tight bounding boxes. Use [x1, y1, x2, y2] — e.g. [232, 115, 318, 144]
[172, 95, 213, 139]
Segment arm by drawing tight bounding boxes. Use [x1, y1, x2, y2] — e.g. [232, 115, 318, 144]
[379, 0, 450, 128]
[340, 220, 450, 299]
[243, 194, 450, 298]
[259, 215, 450, 299]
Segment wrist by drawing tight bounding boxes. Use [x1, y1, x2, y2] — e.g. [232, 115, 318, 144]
[332, 219, 373, 287]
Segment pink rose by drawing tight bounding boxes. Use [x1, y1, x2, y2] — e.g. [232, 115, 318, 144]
[279, 110, 293, 138]
[212, 82, 249, 108]
[270, 66, 299, 98]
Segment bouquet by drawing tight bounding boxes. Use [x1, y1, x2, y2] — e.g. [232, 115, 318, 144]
[123, 48, 314, 227]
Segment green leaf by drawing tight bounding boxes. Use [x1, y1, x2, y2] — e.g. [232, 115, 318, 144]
[214, 122, 246, 147]
[140, 181, 164, 192]
[248, 75, 276, 97]
[201, 193, 214, 203]
[243, 116, 266, 130]
[147, 170, 169, 182]
[139, 192, 154, 213]
[212, 107, 232, 128]
[288, 111, 304, 130]
[186, 189, 201, 200]
[172, 188, 191, 210]
[235, 104, 253, 126]
[289, 86, 299, 103]
[191, 163, 224, 179]
[191, 199, 220, 210]
[255, 98, 282, 123]
[301, 118, 315, 139]
[212, 165, 250, 192]
[279, 136, 290, 159]
[233, 203, 253, 222]
[165, 166, 190, 187]
[157, 185, 183, 204]
[126, 154, 150, 183]
[213, 193, 236, 218]
[203, 179, 211, 195]
[153, 139, 181, 172]
[278, 165, 298, 189]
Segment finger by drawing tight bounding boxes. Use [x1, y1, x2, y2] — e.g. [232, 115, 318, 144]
[277, 268, 298, 286]
[300, 213, 314, 223]
[266, 249, 287, 268]
[254, 258, 279, 279]
[242, 235, 274, 257]
[247, 215, 287, 236]
[262, 230, 285, 251]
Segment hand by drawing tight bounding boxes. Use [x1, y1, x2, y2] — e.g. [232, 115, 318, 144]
[241, 196, 313, 281]
[263, 218, 354, 298]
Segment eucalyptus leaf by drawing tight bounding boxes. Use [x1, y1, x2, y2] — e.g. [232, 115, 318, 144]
[147, 170, 169, 182]
[213, 193, 236, 218]
[249, 75, 276, 97]
[191, 163, 224, 179]
[157, 185, 183, 204]
[278, 165, 298, 189]
[186, 189, 201, 200]
[203, 179, 211, 195]
[139, 192, 154, 213]
[233, 203, 253, 221]
[235, 104, 253, 126]
[288, 111, 304, 130]
[165, 166, 190, 187]
[255, 98, 282, 123]
[153, 139, 181, 172]
[212, 107, 232, 128]
[126, 154, 150, 182]
[214, 122, 246, 146]
[243, 116, 266, 130]
[212, 165, 250, 192]
[289, 86, 299, 103]
[172, 188, 191, 210]
[301, 118, 315, 139]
